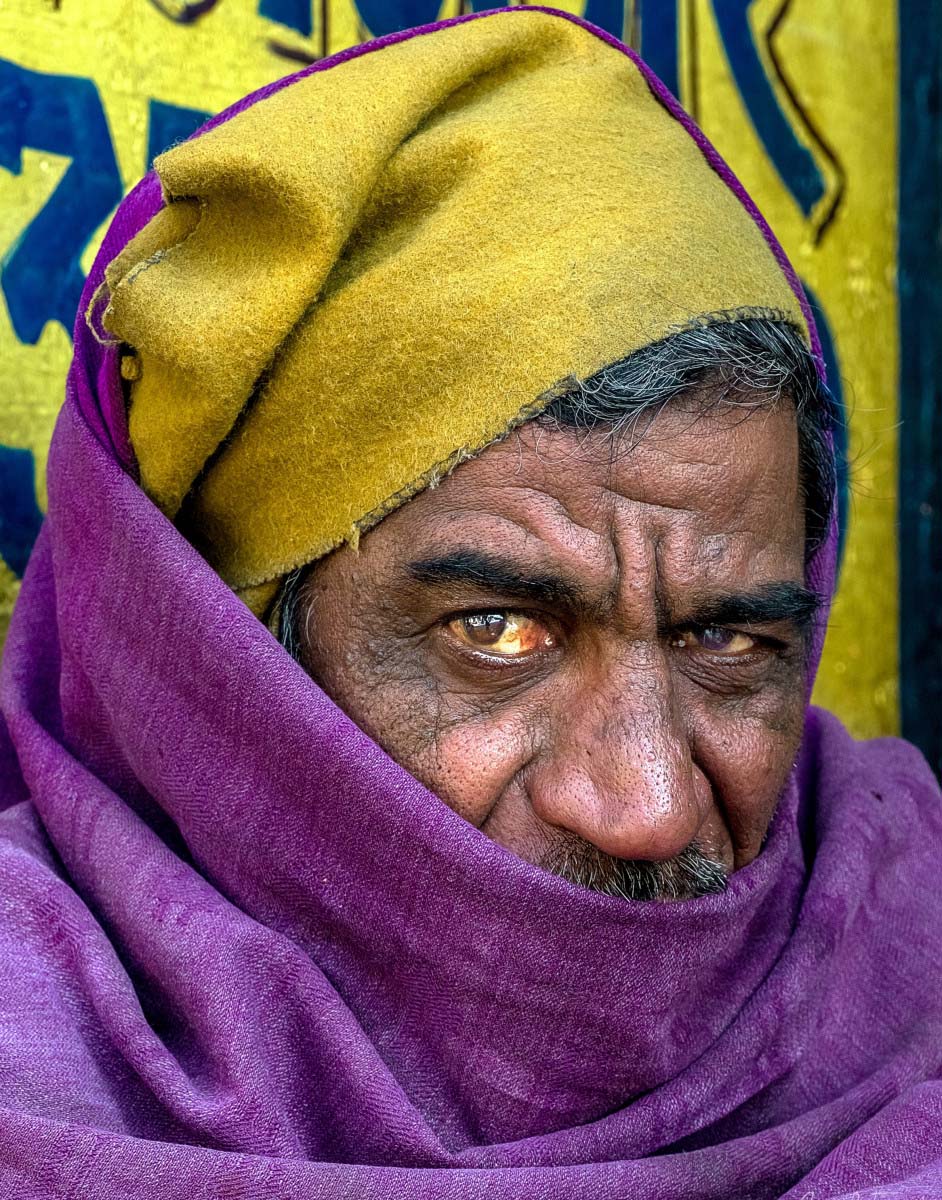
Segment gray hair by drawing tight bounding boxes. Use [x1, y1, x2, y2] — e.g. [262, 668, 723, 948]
[537, 312, 836, 558]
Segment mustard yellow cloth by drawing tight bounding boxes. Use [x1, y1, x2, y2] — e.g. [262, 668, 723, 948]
[99, 8, 806, 615]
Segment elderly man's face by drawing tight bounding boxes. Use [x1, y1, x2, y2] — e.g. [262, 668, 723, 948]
[295, 398, 814, 898]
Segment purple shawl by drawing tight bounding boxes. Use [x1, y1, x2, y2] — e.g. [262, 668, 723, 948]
[1, 10, 941, 1198]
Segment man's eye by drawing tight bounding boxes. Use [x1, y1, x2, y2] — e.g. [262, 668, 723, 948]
[447, 612, 556, 657]
[672, 626, 757, 655]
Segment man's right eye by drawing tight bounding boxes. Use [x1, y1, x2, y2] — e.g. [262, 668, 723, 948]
[446, 612, 557, 657]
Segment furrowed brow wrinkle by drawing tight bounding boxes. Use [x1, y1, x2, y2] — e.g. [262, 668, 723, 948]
[538, 313, 839, 561]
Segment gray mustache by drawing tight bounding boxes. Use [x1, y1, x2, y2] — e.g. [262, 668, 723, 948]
[540, 835, 728, 901]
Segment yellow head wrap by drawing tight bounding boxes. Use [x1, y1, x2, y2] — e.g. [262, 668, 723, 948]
[100, 7, 807, 615]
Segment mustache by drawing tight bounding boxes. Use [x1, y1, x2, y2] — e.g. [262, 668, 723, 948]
[540, 833, 728, 902]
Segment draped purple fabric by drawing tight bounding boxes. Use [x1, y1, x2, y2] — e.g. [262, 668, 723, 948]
[1, 10, 940, 1198]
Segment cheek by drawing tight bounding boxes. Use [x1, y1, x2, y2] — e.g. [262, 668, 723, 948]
[302, 586, 537, 822]
[315, 637, 536, 824]
[688, 692, 806, 859]
[408, 712, 535, 827]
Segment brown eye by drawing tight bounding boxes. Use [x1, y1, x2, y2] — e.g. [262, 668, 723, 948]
[448, 612, 556, 657]
[672, 627, 757, 655]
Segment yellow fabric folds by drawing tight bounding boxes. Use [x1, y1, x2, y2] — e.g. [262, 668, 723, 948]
[100, 8, 806, 613]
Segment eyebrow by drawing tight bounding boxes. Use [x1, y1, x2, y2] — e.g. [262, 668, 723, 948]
[407, 549, 588, 611]
[407, 549, 821, 632]
[684, 582, 822, 633]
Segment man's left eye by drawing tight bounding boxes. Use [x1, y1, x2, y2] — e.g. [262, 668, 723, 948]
[672, 626, 757, 655]
[447, 612, 556, 657]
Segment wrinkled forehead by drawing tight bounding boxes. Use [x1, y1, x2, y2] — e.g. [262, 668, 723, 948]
[362, 401, 805, 595]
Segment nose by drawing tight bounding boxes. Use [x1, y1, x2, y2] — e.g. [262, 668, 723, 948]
[525, 652, 707, 862]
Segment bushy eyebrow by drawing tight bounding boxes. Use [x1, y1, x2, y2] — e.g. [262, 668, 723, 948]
[407, 549, 821, 633]
[407, 549, 587, 610]
[684, 582, 821, 633]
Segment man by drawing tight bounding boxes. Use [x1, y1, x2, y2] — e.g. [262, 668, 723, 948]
[0, 8, 939, 1198]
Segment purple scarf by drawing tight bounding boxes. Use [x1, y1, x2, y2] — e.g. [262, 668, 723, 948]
[1, 11, 941, 1198]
